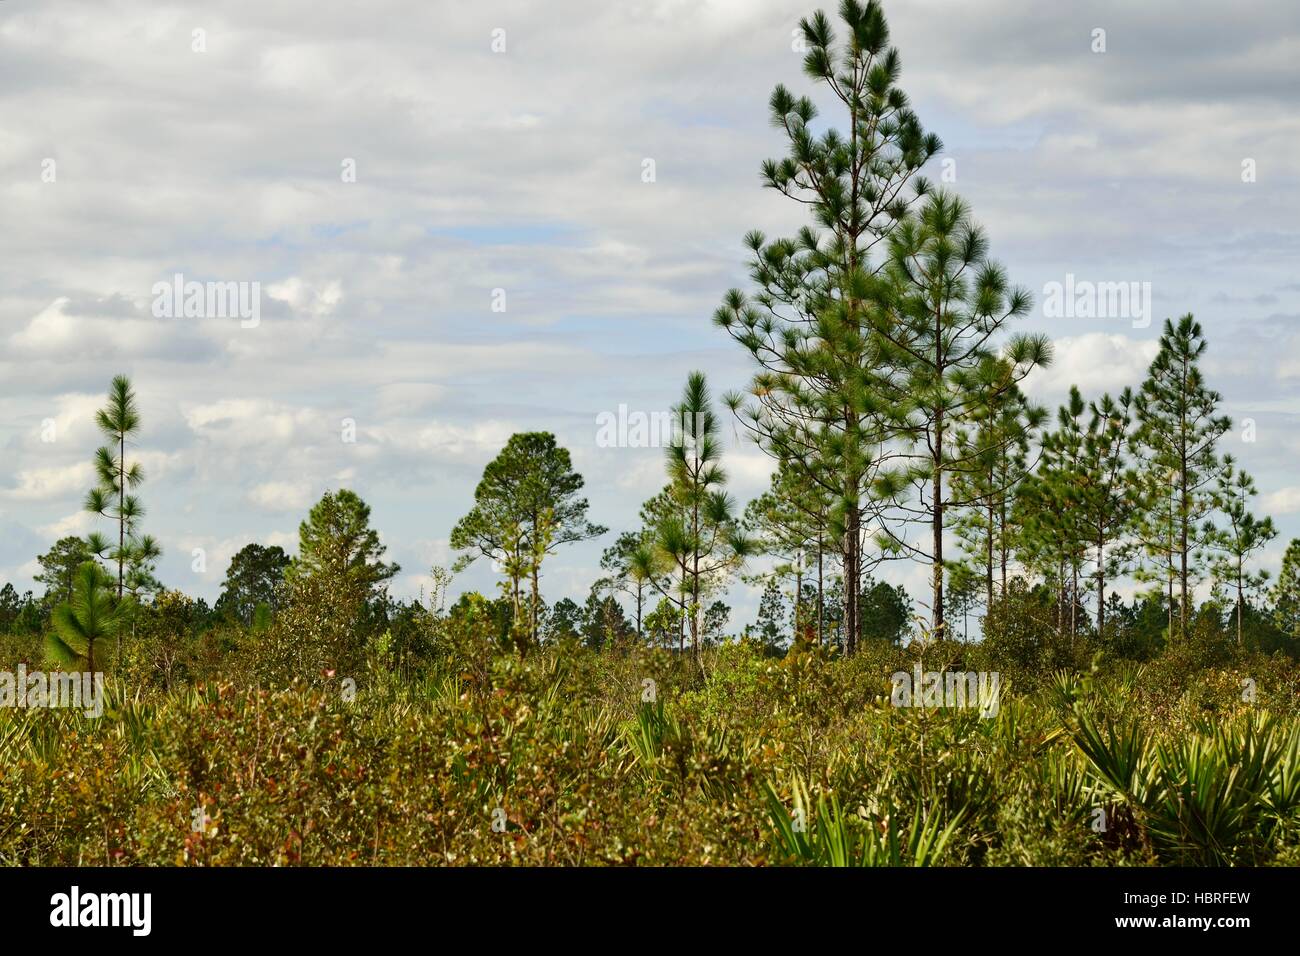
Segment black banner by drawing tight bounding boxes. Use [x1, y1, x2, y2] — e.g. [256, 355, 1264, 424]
[0, 866, 1282, 943]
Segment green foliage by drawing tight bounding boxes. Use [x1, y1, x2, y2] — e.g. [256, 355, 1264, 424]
[45, 562, 128, 672]
[1068, 707, 1300, 865]
[451, 432, 605, 651]
[648, 373, 753, 661]
[596, 531, 660, 639]
[2, 614, 1300, 865]
[859, 576, 910, 645]
[872, 189, 1051, 638]
[714, 0, 940, 654]
[981, 578, 1089, 682]
[764, 775, 963, 866]
[1272, 539, 1300, 640]
[544, 598, 583, 642]
[948, 358, 1044, 611]
[216, 544, 291, 624]
[581, 590, 633, 651]
[294, 489, 398, 597]
[33, 537, 97, 607]
[83, 374, 160, 603]
[1132, 315, 1231, 640]
[753, 578, 787, 652]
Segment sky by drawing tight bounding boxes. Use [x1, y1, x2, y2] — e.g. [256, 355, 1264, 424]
[2, 0, 1299, 628]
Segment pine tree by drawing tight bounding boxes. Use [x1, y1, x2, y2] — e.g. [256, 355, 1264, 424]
[1208, 457, 1275, 644]
[637, 487, 689, 651]
[744, 462, 834, 645]
[948, 357, 1045, 611]
[216, 543, 292, 624]
[597, 531, 661, 639]
[84, 374, 162, 659]
[295, 489, 399, 598]
[944, 561, 980, 641]
[858, 575, 911, 644]
[45, 562, 126, 674]
[1015, 388, 1090, 637]
[754, 577, 787, 652]
[643, 596, 684, 651]
[33, 537, 96, 606]
[1133, 315, 1231, 640]
[84, 375, 155, 601]
[544, 598, 584, 642]
[653, 373, 753, 661]
[702, 600, 731, 646]
[451, 433, 605, 652]
[1018, 388, 1138, 635]
[268, 489, 399, 679]
[581, 588, 632, 651]
[716, 0, 940, 655]
[872, 192, 1051, 639]
[1076, 390, 1139, 634]
[1272, 539, 1300, 640]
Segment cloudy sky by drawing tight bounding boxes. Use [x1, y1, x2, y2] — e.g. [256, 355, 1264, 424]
[2, 0, 1299, 625]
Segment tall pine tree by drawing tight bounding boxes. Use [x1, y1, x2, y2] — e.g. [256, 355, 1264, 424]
[1133, 315, 1230, 641]
[716, 0, 940, 654]
[871, 192, 1051, 638]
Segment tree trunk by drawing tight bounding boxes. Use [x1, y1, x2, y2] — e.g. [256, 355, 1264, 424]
[511, 570, 525, 655]
[691, 487, 700, 662]
[1057, 558, 1066, 635]
[932, 470, 944, 639]
[1070, 562, 1078, 637]
[116, 431, 125, 662]
[530, 564, 540, 647]
[985, 501, 995, 612]
[118, 432, 125, 600]
[635, 583, 644, 640]
[678, 566, 686, 655]
[999, 496, 1008, 598]
[931, 303, 947, 641]
[1167, 570, 1174, 641]
[844, 499, 859, 655]
[1178, 372, 1190, 642]
[1236, 570, 1244, 646]
[1179, 508, 1189, 639]
[817, 541, 824, 648]
[1096, 535, 1106, 634]
[794, 563, 803, 644]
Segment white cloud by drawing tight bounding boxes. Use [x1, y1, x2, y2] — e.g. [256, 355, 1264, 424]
[38, 511, 98, 540]
[1023, 334, 1161, 403]
[247, 480, 314, 513]
[1264, 487, 1300, 516]
[266, 277, 343, 317]
[2, 462, 94, 502]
